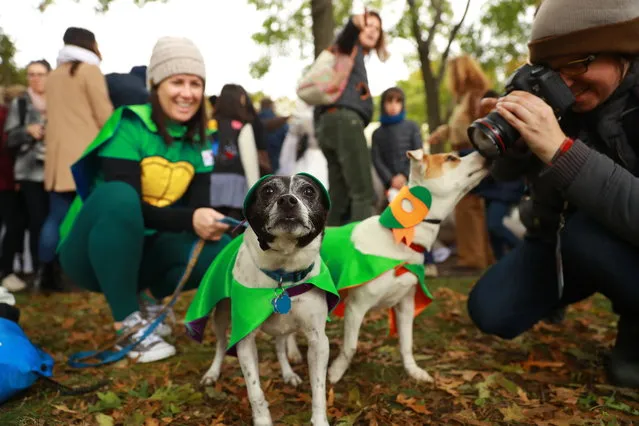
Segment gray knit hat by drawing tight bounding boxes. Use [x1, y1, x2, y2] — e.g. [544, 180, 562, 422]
[528, 0, 639, 64]
[147, 36, 206, 88]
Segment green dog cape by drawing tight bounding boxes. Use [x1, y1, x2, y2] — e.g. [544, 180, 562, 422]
[184, 234, 340, 354]
[321, 219, 434, 337]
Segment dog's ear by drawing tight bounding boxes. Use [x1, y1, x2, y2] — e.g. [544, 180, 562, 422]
[406, 149, 426, 183]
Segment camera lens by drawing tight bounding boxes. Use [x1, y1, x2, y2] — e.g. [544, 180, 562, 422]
[467, 111, 521, 158]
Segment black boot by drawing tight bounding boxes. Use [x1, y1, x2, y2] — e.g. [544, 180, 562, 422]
[606, 316, 639, 389]
[33, 261, 64, 293]
[543, 306, 566, 324]
[0, 303, 20, 324]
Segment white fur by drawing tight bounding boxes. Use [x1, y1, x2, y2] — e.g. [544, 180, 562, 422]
[200, 227, 330, 426]
[323, 150, 488, 384]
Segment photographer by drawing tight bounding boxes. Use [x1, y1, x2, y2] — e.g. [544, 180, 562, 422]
[467, 0, 639, 388]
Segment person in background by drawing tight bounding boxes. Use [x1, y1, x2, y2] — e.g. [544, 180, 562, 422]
[429, 55, 495, 274]
[258, 97, 289, 173]
[41, 27, 113, 291]
[371, 86, 423, 200]
[0, 86, 27, 292]
[4, 60, 52, 292]
[105, 65, 149, 108]
[472, 90, 526, 260]
[57, 36, 231, 363]
[209, 84, 261, 231]
[315, 10, 389, 226]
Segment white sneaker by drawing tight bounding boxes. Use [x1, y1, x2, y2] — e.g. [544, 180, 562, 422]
[425, 263, 439, 278]
[115, 312, 176, 363]
[0, 287, 16, 305]
[1, 273, 27, 292]
[140, 299, 174, 338]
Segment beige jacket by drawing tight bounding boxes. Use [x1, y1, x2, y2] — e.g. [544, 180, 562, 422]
[44, 62, 113, 191]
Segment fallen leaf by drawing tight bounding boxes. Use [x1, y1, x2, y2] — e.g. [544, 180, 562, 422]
[499, 404, 526, 422]
[327, 387, 335, 408]
[396, 393, 431, 415]
[61, 317, 76, 329]
[451, 370, 481, 381]
[95, 413, 114, 426]
[52, 404, 77, 414]
[552, 386, 581, 405]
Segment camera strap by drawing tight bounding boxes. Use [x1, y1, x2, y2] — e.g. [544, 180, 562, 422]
[555, 202, 568, 300]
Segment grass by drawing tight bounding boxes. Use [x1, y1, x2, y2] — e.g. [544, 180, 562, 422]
[2, 276, 638, 425]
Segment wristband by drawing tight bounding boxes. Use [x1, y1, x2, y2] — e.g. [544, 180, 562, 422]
[549, 137, 574, 165]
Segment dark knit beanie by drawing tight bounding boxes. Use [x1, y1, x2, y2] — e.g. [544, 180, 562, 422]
[528, 0, 639, 64]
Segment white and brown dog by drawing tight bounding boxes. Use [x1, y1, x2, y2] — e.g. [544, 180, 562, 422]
[185, 174, 337, 426]
[287, 150, 488, 384]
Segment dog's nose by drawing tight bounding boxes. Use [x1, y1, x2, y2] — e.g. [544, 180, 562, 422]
[277, 194, 298, 208]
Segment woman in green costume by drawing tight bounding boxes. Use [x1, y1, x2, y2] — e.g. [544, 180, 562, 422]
[57, 36, 231, 363]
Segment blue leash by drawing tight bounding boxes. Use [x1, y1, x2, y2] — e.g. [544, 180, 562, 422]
[67, 239, 206, 368]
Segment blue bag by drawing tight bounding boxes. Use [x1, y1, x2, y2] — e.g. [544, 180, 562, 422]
[0, 318, 54, 405]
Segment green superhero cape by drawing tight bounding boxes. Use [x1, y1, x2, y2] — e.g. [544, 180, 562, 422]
[58, 104, 216, 249]
[320, 222, 433, 336]
[185, 234, 340, 352]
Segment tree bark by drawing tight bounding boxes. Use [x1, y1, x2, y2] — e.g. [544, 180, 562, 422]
[407, 0, 471, 153]
[311, 0, 335, 58]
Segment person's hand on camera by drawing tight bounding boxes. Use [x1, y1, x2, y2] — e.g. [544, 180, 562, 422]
[391, 174, 407, 189]
[192, 208, 230, 241]
[26, 124, 44, 140]
[495, 91, 567, 164]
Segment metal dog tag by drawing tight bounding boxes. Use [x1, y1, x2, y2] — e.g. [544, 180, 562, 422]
[272, 293, 291, 314]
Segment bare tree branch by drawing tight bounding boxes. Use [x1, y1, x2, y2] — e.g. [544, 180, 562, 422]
[406, 0, 426, 53]
[425, 0, 444, 50]
[436, 0, 471, 82]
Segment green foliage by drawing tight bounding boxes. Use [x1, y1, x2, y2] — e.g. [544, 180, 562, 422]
[247, 0, 386, 78]
[0, 31, 27, 87]
[395, 68, 453, 126]
[458, 0, 538, 86]
[38, 0, 168, 12]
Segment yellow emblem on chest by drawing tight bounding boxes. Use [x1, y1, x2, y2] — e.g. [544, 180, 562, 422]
[140, 156, 195, 207]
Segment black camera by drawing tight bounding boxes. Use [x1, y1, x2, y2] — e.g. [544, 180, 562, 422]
[467, 63, 575, 158]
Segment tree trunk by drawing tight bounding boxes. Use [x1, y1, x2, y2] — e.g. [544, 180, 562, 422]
[420, 51, 444, 153]
[311, 0, 335, 58]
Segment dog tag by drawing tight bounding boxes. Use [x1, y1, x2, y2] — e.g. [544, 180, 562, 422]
[272, 293, 291, 314]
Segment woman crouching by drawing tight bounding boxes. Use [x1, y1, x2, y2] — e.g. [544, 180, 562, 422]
[57, 37, 231, 363]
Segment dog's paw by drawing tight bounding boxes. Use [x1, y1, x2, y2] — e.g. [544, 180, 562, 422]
[327, 361, 347, 384]
[407, 367, 434, 383]
[200, 371, 220, 386]
[282, 371, 303, 387]
[310, 415, 330, 426]
[253, 415, 274, 426]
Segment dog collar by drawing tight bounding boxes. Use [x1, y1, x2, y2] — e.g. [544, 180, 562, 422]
[260, 262, 315, 284]
[408, 242, 427, 253]
[422, 218, 442, 225]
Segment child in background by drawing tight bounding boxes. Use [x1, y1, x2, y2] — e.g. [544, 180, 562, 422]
[371, 87, 423, 204]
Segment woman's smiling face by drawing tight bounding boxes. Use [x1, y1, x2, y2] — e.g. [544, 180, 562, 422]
[549, 54, 628, 112]
[157, 74, 204, 122]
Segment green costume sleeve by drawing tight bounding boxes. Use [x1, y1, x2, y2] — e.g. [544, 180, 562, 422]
[97, 116, 144, 162]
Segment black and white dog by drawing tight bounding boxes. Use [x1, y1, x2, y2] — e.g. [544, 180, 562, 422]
[198, 174, 336, 426]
